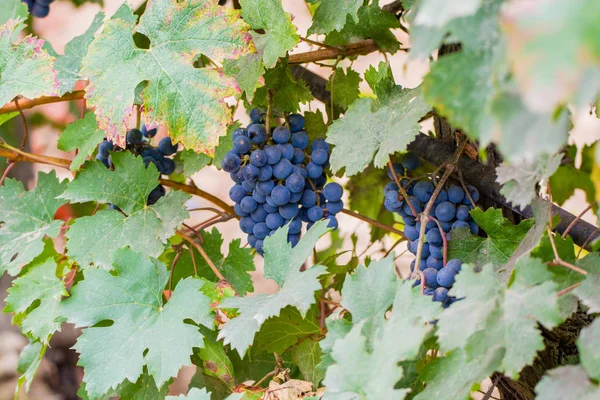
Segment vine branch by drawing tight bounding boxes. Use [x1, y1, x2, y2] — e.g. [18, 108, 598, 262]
[0, 91, 86, 114]
[177, 230, 226, 281]
[341, 208, 406, 238]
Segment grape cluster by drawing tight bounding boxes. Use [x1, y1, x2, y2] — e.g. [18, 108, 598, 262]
[384, 153, 480, 307]
[224, 110, 343, 255]
[22, 0, 54, 18]
[96, 125, 178, 206]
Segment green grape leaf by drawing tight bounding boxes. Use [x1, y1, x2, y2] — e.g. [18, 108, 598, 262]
[175, 149, 211, 178]
[194, 335, 235, 390]
[0, 0, 27, 24]
[62, 248, 213, 398]
[253, 307, 320, 354]
[115, 373, 169, 400]
[323, 282, 440, 399]
[326, 86, 430, 176]
[304, 109, 327, 143]
[167, 388, 212, 400]
[364, 61, 396, 101]
[239, 0, 299, 69]
[324, 4, 401, 54]
[189, 370, 230, 400]
[212, 121, 240, 170]
[0, 171, 67, 276]
[16, 340, 46, 394]
[308, 0, 362, 35]
[319, 315, 352, 371]
[578, 318, 600, 381]
[253, 61, 313, 113]
[413, 348, 502, 400]
[490, 91, 570, 162]
[57, 112, 106, 171]
[45, 12, 104, 95]
[347, 166, 388, 241]
[292, 338, 325, 387]
[449, 208, 534, 268]
[534, 366, 600, 400]
[502, 0, 600, 112]
[326, 67, 361, 109]
[4, 258, 67, 343]
[218, 221, 330, 357]
[414, 0, 482, 27]
[496, 153, 563, 211]
[168, 228, 254, 296]
[81, 1, 253, 155]
[0, 19, 59, 107]
[223, 52, 264, 100]
[573, 260, 600, 313]
[340, 255, 398, 340]
[550, 144, 596, 205]
[437, 258, 563, 378]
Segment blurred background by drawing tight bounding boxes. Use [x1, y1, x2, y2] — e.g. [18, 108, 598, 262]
[0, 0, 599, 398]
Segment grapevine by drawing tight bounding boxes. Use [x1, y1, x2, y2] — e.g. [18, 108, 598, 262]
[0, 0, 598, 399]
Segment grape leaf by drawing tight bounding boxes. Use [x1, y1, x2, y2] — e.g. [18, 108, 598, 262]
[414, 0, 482, 27]
[0, 171, 67, 276]
[218, 221, 330, 357]
[239, 0, 298, 69]
[437, 258, 563, 378]
[347, 166, 390, 241]
[326, 67, 361, 109]
[496, 153, 563, 211]
[324, 4, 401, 54]
[252, 307, 320, 354]
[534, 366, 600, 400]
[57, 112, 106, 171]
[326, 86, 430, 176]
[578, 318, 600, 381]
[223, 52, 264, 101]
[449, 208, 534, 268]
[167, 388, 212, 400]
[319, 314, 352, 371]
[308, 0, 362, 35]
[573, 257, 600, 313]
[323, 282, 440, 399]
[292, 338, 325, 387]
[549, 144, 596, 206]
[116, 373, 169, 400]
[4, 257, 67, 343]
[413, 348, 502, 400]
[501, 0, 600, 112]
[175, 149, 211, 178]
[45, 12, 104, 95]
[364, 61, 396, 101]
[0, 0, 27, 24]
[16, 340, 46, 394]
[168, 228, 254, 296]
[340, 255, 398, 340]
[81, 1, 253, 155]
[189, 369, 230, 400]
[252, 61, 313, 113]
[61, 152, 190, 269]
[194, 331, 235, 390]
[304, 109, 327, 143]
[0, 19, 59, 107]
[212, 121, 240, 170]
[62, 248, 213, 398]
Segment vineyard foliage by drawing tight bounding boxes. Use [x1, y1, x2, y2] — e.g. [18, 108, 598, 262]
[0, 0, 599, 399]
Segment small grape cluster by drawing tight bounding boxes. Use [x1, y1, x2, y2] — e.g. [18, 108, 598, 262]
[223, 110, 343, 255]
[384, 153, 480, 307]
[96, 125, 178, 206]
[22, 0, 54, 18]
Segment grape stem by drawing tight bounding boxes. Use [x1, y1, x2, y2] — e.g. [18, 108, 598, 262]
[0, 140, 71, 169]
[387, 157, 416, 217]
[160, 178, 236, 218]
[562, 201, 596, 239]
[177, 230, 226, 281]
[427, 216, 448, 266]
[557, 282, 582, 296]
[340, 208, 406, 238]
[0, 162, 16, 186]
[14, 98, 28, 151]
[0, 91, 86, 114]
[546, 227, 588, 276]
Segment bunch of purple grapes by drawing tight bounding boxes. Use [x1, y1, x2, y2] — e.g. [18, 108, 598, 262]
[384, 152, 480, 307]
[22, 0, 54, 18]
[223, 110, 343, 255]
[96, 125, 178, 206]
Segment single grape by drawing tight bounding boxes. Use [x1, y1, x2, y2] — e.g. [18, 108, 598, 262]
[426, 255, 443, 270]
[232, 127, 248, 139]
[323, 182, 343, 202]
[250, 149, 267, 167]
[301, 190, 317, 208]
[413, 181, 434, 203]
[447, 185, 465, 204]
[292, 131, 309, 149]
[126, 129, 143, 145]
[258, 164, 273, 181]
[407, 240, 419, 255]
[271, 185, 291, 206]
[440, 220, 453, 232]
[285, 173, 305, 193]
[426, 228, 443, 246]
[248, 123, 267, 144]
[434, 189, 448, 204]
[147, 185, 166, 206]
[422, 243, 431, 258]
[250, 108, 263, 123]
[446, 259, 462, 273]
[160, 158, 176, 175]
[264, 145, 282, 165]
[469, 219, 479, 235]
[248, 234, 257, 247]
[306, 162, 323, 179]
[435, 201, 456, 222]
[242, 179, 256, 193]
[234, 203, 249, 217]
[463, 185, 480, 204]
[436, 267, 456, 288]
[240, 216, 256, 234]
[255, 239, 264, 255]
[311, 138, 330, 153]
[98, 140, 114, 157]
[158, 137, 177, 155]
[222, 151, 241, 173]
[288, 234, 300, 247]
[256, 180, 275, 196]
[387, 163, 404, 180]
[402, 215, 416, 226]
[456, 204, 471, 221]
[288, 114, 305, 132]
[278, 143, 295, 160]
[273, 126, 291, 144]
[292, 148, 305, 164]
[289, 218, 303, 234]
[384, 182, 399, 195]
[432, 287, 449, 303]
[266, 212, 285, 230]
[326, 200, 343, 215]
[252, 190, 267, 204]
[307, 205, 324, 221]
[452, 220, 469, 230]
[429, 244, 442, 258]
[403, 196, 423, 217]
[401, 152, 420, 171]
[326, 215, 338, 229]
[233, 135, 251, 155]
[253, 222, 269, 240]
[240, 196, 258, 214]
[311, 148, 329, 165]
[243, 164, 260, 181]
[273, 158, 293, 179]
[422, 268, 439, 289]
[96, 153, 110, 168]
[251, 206, 268, 223]
[265, 195, 277, 208]
[230, 168, 244, 183]
[279, 203, 299, 219]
